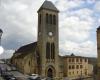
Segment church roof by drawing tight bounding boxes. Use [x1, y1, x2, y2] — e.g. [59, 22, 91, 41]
[14, 42, 37, 58]
[38, 0, 59, 12]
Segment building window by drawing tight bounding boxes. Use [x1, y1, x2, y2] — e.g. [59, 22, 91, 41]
[46, 42, 50, 59]
[69, 65, 71, 69]
[29, 61, 30, 66]
[46, 13, 48, 24]
[73, 71, 74, 74]
[85, 59, 87, 62]
[50, 14, 52, 24]
[80, 58, 82, 62]
[69, 72, 71, 75]
[53, 15, 56, 25]
[77, 71, 78, 74]
[48, 14, 51, 24]
[76, 58, 79, 62]
[72, 58, 74, 62]
[39, 14, 41, 24]
[76, 65, 79, 69]
[51, 43, 55, 59]
[85, 70, 87, 75]
[69, 58, 71, 62]
[36, 51, 40, 65]
[72, 65, 75, 69]
[80, 65, 83, 69]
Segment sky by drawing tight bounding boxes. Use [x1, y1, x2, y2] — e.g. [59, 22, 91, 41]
[0, 0, 100, 59]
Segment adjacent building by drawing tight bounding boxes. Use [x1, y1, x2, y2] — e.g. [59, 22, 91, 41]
[62, 54, 93, 79]
[97, 26, 100, 79]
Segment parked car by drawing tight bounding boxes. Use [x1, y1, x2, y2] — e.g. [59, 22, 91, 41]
[11, 66, 17, 71]
[28, 74, 41, 80]
[2, 72, 17, 80]
[41, 77, 54, 80]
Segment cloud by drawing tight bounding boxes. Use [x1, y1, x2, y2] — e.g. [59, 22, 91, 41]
[0, 0, 39, 49]
[59, 40, 97, 57]
[59, 15, 94, 43]
[0, 49, 15, 59]
[0, 0, 99, 58]
[58, 0, 97, 57]
[94, 1, 100, 13]
[55, 0, 84, 11]
[98, 18, 100, 23]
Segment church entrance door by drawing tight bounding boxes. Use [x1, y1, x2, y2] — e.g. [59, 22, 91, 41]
[47, 68, 53, 78]
[46, 66, 55, 78]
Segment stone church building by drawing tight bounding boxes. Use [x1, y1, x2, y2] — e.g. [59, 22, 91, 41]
[11, 0, 92, 79]
[11, 0, 63, 78]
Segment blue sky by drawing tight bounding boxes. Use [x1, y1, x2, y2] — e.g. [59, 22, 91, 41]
[0, 0, 100, 58]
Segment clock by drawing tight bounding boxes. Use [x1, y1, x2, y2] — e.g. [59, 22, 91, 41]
[48, 32, 53, 36]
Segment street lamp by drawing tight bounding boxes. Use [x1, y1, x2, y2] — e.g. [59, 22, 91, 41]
[0, 29, 3, 45]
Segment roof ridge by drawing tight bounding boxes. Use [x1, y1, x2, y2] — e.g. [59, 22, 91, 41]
[38, 0, 59, 12]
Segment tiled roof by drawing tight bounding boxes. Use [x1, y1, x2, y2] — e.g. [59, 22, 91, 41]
[15, 42, 37, 53]
[38, 0, 59, 12]
[61, 55, 87, 58]
[14, 42, 37, 58]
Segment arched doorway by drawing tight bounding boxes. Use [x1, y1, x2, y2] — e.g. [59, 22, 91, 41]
[46, 66, 55, 78]
[47, 68, 53, 78]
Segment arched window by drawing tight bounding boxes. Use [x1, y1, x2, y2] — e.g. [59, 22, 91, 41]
[50, 14, 52, 24]
[46, 42, 50, 59]
[51, 43, 55, 59]
[29, 61, 30, 66]
[48, 14, 51, 24]
[51, 43, 53, 59]
[39, 14, 41, 24]
[46, 13, 48, 24]
[36, 51, 40, 65]
[53, 15, 56, 25]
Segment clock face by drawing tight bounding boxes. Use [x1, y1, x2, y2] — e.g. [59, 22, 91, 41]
[48, 32, 53, 36]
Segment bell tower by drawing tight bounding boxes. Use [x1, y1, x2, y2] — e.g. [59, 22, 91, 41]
[37, 0, 61, 78]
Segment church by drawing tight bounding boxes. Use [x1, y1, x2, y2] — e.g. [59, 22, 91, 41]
[11, 0, 92, 79]
[11, 0, 63, 78]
